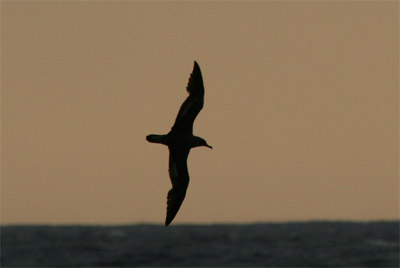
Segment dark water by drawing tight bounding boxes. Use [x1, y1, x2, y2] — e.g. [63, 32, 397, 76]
[1, 221, 399, 267]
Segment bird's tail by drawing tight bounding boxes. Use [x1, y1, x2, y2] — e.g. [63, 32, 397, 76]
[146, 134, 169, 145]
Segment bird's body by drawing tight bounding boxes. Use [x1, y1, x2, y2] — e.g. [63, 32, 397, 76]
[146, 61, 212, 226]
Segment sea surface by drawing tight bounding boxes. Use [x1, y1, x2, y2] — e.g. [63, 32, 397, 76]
[1, 221, 399, 267]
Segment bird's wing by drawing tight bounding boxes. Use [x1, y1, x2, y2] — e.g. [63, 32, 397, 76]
[171, 61, 205, 134]
[165, 148, 191, 226]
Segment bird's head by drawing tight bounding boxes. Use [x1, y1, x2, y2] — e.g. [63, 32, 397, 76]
[192, 136, 212, 149]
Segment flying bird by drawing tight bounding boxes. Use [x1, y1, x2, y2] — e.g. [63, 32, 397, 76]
[146, 61, 212, 226]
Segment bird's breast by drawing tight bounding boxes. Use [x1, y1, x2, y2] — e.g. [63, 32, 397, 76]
[167, 133, 193, 150]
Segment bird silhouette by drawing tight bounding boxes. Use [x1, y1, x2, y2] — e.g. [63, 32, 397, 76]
[146, 61, 212, 226]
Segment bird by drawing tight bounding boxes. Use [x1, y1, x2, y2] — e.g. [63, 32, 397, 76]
[146, 61, 212, 226]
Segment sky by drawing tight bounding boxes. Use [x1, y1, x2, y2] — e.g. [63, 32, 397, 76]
[1, 1, 398, 225]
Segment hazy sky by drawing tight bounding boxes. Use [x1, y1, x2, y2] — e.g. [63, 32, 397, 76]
[2, 1, 398, 225]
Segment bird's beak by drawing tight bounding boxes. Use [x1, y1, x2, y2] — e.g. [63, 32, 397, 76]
[206, 144, 213, 149]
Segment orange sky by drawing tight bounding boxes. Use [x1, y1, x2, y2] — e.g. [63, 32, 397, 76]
[2, 1, 398, 225]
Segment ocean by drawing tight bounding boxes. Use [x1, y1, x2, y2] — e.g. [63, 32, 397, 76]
[1, 221, 398, 267]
